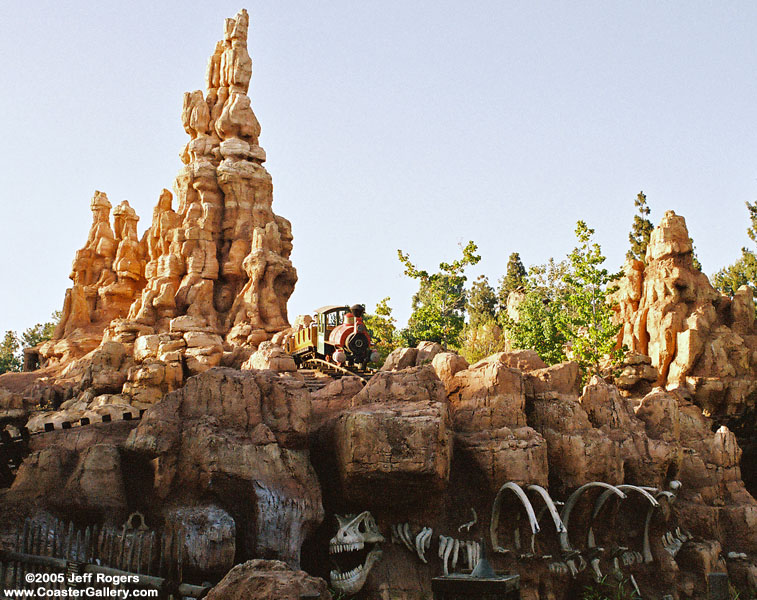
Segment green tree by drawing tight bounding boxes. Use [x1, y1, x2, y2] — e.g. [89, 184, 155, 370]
[713, 250, 757, 296]
[363, 297, 399, 361]
[562, 221, 623, 377]
[0, 331, 22, 374]
[500, 259, 570, 366]
[497, 252, 527, 307]
[501, 289, 567, 365]
[22, 310, 61, 348]
[501, 224, 622, 378]
[0, 311, 60, 374]
[713, 201, 757, 296]
[398, 241, 481, 348]
[690, 238, 703, 271]
[466, 275, 498, 327]
[626, 191, 653, 262]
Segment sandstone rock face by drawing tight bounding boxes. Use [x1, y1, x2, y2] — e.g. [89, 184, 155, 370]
[126, 368, 322, 567]
[40, 193, 146, 365]
[206, 559, 331, 600]
[35, 9, 296, 411]
[242, 341, 297, 372]
[309, 375, 364, 431]
[331, 366, 452, 506]
[124, 9, 296, 375]
[614, 210, 757, 417]
[448, 354, 527, 431]
[3, 443, 129, 525]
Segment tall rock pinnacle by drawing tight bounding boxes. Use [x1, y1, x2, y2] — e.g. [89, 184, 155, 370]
[44, 10, 297, 376]
[129, 8, 296, 344]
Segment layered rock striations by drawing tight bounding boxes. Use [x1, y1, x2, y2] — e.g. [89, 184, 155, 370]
[33, 9, 296, 408]
[614, 210, 757, 416]
[41, 193, 146, 365]
[122, 8, 296, 347]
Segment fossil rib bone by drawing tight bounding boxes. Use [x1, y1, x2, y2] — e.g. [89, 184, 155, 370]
[458, 508, 478, 533]
[490, 482, 540, 554]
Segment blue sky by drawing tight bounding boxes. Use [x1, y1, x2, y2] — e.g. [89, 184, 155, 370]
[1, 1, 756, 334]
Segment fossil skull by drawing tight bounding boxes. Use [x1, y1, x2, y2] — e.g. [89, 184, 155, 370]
[329, 511, 384, 596]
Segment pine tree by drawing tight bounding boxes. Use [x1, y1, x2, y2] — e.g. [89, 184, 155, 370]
[497, 252, 527, 307]
[0, 331, 22, 374]
[626, 191, 653, 262]
[466, 275, 497, 327]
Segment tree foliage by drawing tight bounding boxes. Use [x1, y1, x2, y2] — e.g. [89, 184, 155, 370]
[562, 221, 623, 377]
[0, 311, 61, 375]
[0, 331, 22, 374]
[363, 297, 400, 361]
[497, 252, 527, 307]
[713, 201, 757, 297]
[398, 241, 481, 348]
[626, 191, 653, 262]
[459, 320, 507, 364]
[501, 223, 622, 377]
[501, 288, 567, 365]
[466, 275, 498, 327]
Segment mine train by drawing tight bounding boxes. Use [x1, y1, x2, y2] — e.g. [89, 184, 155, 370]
[284, 304, 379, 368]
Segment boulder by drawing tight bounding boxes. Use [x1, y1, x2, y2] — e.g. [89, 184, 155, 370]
[380, 347, 418, 371]
[205, 559, 331, 600]
[491, 349, 547, 372]
[447, 355, 526, 431]
[351, 365, 448, 408]
[415, 341, 443, 365]
[242, 341, 297, 372]
[523, 362, 580, 401]
[431, 351, 469, 393]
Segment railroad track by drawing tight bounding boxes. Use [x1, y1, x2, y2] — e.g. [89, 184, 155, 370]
[0, 409, 145, 489]
[300, 358, 376, 386]
[2, 360, 376, 487]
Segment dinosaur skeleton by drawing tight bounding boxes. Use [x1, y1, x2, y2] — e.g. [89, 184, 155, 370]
[661, 527, 691, 557]
[488, 479, 689, 581]
[458, 508, 478, 533]
[329, 512, 384, 596]
[391, 523, 480, 575]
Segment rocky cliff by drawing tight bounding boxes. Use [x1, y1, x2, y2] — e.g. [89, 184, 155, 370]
[614, 210, 757, 494]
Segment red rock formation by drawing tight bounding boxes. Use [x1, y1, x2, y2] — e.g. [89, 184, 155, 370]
[205, 559, 331, 600]
[41, 193, 146, 365]
[124, 8, 295, 349]
[27, 9, 298, 412]
[614, 210, 757, 417]
[126, 368, 322, 567]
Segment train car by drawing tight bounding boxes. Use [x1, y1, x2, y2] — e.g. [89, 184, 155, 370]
[285, 304, 378, 368]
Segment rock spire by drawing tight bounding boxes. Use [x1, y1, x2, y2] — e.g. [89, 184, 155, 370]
[43, 9, 297, 375]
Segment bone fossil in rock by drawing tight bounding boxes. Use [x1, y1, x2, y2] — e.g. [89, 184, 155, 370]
[661, 527, 691, 558]
[328, 512, 384, 596]
[457, 508, 478, 533]
[390, 523, 481, 576]
[489, 479, 688, 582]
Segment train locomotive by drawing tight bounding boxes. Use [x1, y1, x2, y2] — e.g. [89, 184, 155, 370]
[284, 304, 379, 368]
